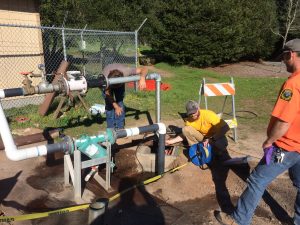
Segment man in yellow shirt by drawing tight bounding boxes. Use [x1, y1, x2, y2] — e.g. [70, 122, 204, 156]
[166, 100, 230, 159]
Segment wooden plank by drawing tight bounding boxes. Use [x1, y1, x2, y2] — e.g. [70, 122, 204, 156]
[38, 60, 70, 116]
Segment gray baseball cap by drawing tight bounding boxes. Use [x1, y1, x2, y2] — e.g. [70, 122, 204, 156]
[283, 39, 300, 52]
[186, 100, 199, 116]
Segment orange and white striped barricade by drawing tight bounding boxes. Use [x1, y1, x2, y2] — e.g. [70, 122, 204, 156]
[198, 77, 237, 142]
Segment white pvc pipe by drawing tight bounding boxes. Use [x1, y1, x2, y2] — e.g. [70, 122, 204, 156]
[0, 102, 48, 161]
[157, 122, 166, 135]
[0, 90, 5, 98]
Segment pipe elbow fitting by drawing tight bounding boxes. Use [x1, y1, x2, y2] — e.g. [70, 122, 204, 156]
[146, 73, 161, 82]
[5, 147, 25, 161]
[157, 123, 166, 135]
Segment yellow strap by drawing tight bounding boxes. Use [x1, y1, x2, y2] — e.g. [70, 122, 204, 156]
[203, 146, 209, 158]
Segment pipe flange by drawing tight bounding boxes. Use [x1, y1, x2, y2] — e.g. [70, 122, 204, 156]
[99, 74, 108, 89]
[63, 135, 75, 154]
[57, 77, 69, 96]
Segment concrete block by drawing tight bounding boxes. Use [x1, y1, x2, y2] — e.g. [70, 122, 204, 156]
[136, 146, 178, 173]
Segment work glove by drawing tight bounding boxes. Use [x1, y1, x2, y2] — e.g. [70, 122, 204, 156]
[263, 145, 275, 165]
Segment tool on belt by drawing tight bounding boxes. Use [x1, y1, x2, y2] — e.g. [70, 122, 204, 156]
[263, 145, 285, 165]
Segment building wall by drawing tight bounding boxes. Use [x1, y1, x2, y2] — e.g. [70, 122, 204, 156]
[0, 0, 43, 89]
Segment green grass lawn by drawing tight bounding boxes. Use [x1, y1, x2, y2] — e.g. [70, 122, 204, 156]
[5, 62, 286, 138]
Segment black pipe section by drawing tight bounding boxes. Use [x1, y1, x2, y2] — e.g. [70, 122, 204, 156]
[46, 141, 71, 154]
[156, 133, 165, 175]
[87, 75, 107, 89]
[4, 88, 24, 97]
[114, 129, 127, 139]
[115, 124, 160, 139]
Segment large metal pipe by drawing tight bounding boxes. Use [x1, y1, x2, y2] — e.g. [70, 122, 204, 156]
[0, 72, 162, 122]
[0, 77, 87, 99]
[115, 123, 166, 174]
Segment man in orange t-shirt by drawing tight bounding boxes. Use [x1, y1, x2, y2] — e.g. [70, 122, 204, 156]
[215, 39, 300, 225]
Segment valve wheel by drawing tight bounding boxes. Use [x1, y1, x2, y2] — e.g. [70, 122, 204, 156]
[15, 116, 30, 123]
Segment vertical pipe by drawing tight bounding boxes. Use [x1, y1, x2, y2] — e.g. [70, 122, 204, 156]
[156, 79, 161, 123]
[157, 133, 165, 174]
[0, 103, 17, 151]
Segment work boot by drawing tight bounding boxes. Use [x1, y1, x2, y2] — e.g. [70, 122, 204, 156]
[214, 210, 238, 225]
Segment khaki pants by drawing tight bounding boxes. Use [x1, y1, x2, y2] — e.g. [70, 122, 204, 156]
[182, 126, 228, 158]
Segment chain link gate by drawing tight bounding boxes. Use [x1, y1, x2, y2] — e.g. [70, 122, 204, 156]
[0, 23, 137, 116]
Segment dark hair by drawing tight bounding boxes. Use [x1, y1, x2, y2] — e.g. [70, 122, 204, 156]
[108, 69, 124, 78]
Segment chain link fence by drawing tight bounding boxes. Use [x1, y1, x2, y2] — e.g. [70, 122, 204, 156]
[0, 23, 137, 116]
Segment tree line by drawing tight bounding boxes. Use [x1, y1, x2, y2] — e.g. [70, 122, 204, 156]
[40, 0, 300, 66]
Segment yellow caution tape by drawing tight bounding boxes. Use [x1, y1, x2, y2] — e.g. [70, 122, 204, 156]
[109, 163, 189, 202]
[0, 163, 189, 222]
[0, 204, 89, 222]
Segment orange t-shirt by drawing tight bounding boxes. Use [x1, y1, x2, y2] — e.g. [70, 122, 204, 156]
[272, 71, 300, 152]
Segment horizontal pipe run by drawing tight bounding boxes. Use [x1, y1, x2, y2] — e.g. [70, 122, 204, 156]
[87, 78, 107, 89]
[35, 84, 61, 94]
[115, 124, 160, 139]
[108, 75, 141, 86]
[108, 73, 161, 86]
[46, 142, 70, 154]
[0, 88, 25, 99]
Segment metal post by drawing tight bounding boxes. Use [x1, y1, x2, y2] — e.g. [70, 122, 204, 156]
[134, 30, 138, 92]
[203, 78, 208, 109]
[133, 19, 148, 93]
[231, 77, 238, 141]
[102, 142, 111, 190]
[74, 150, 82, 199]
[64, 154, 70, 186]
[198, 83, 203, 105]
[62, 27, 67, 61]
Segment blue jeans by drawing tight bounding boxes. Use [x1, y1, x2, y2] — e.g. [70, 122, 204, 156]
[103, 85, 125, 129]
[232, 147, 300, 225]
